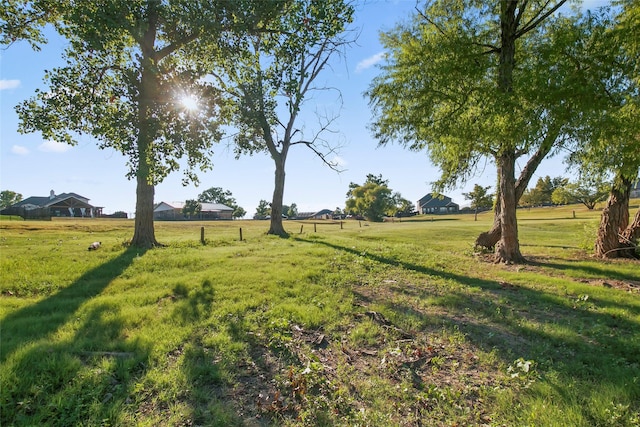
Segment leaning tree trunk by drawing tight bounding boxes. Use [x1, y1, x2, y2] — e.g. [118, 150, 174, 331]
[268, 154, 288, 237]
[476, 187, 502, 250]
[618, 208, 640, 258]
[494, 151, 525, 263]
[480, 0, 523, 264]
[595, 177, 632, 258]
[475, 124, 558, 250]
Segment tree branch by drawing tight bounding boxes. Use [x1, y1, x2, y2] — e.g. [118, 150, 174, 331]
[515, 0, 567, 40]
[155, 32, 199, 61]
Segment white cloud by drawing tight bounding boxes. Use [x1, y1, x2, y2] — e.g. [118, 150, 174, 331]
[0, 79, 21, 90]
[11, 145, 29, 155]
[38, 140, 72, 153]
[330, 155, 347, 168]
[355, 52, 386, 73]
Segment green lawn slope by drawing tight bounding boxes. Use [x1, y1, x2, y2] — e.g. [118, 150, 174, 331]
[1, 204, 638, 426]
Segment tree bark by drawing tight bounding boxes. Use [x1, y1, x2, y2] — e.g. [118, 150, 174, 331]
[130, 4, 160, 248]
[475, 173, 502, 250]
[268, 154, 288, 237]
[618, 208, 640, 258]
[494, 151, 525, 263]
[475, 126, 558, 250]
[480, 0, 524, 263]
[595, 176, 632, 258]
[132, 169, 158, 247]
[475, 1, 563, 257]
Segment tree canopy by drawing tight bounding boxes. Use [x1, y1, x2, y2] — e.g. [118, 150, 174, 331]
[209, 0, 354, 236]
[367, 1, 617, 262]
[520, 176, 568, 207]
[253, 199, 271, 220]
[182, 199, 201, 218]
[463, 184, 494, 220]
[345, 174, 396, 222]
[564, 4, 640, 258]
[5, 0, 286, 246]
[551, 175, 609, 209]
[0, 191, 23, 209]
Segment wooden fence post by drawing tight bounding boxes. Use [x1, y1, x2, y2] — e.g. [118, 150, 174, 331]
[340, 221, 343, 229]
[314, 223, 317, 233]
[200, 227, 205, 244]
[239, 227, 243, 241]
[300, 225, 304, 234]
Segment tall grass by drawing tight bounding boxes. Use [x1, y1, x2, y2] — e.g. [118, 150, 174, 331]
[1, 204, 639, 426]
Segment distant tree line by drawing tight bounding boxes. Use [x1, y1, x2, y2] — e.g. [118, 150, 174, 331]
[519, 175, 609, 210]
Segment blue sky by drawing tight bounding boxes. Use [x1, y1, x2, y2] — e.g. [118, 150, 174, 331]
[0, 0, 610, 217]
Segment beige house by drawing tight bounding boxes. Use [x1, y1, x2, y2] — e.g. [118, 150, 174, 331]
[154, 201, 233, 220]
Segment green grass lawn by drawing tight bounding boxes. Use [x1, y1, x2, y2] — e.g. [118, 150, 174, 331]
[1, 205, 639, 426]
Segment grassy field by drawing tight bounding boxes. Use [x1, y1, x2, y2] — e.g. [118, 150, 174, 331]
[1, 204, 639, 426]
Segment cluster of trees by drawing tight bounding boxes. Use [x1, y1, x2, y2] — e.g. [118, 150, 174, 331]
[520, 175, 610, 210]
[453, 174, 613, 223]
[551, 177, 610, 210]
[345, 174, 415, 222]
[367, 0, 639, 261]
[253, 200, 298, 220]
[519, 176, 568, 208]
[182, 187, 246, 219]
[0, 191, 23, 209]
[2, 0, 354, 245]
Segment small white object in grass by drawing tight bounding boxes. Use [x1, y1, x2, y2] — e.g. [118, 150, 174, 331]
[88, 241, 102, 251]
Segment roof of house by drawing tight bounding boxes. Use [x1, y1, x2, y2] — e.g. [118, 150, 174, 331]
[154, 201, 233, 212]
[417, 193, 458, 208]
[296, 209, 334, 218]
[13, 192, 98, 208]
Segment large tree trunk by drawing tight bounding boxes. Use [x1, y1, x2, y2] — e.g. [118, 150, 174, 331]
[475, 128, 558, 250]
[481, 0, 523, 263]
[130, 9, 160, 248]
[268, 155, 288, 237]
[595, 176, 632, 258]
[494, 151, 525, 263]
[131, 170, 158, 247]
[475, 1, 563, 256]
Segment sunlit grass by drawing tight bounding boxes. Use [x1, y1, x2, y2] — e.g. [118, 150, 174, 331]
[1, 205, 639, 426]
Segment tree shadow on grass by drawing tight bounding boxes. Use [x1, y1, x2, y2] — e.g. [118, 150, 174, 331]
[403, 217, 461, 223]
[3, 303, 153, 425]
[1, 247, 151, 426]
[528, 258, 640, 282]
[1, 247, 146, 363]
[300, 238, 640, 422]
